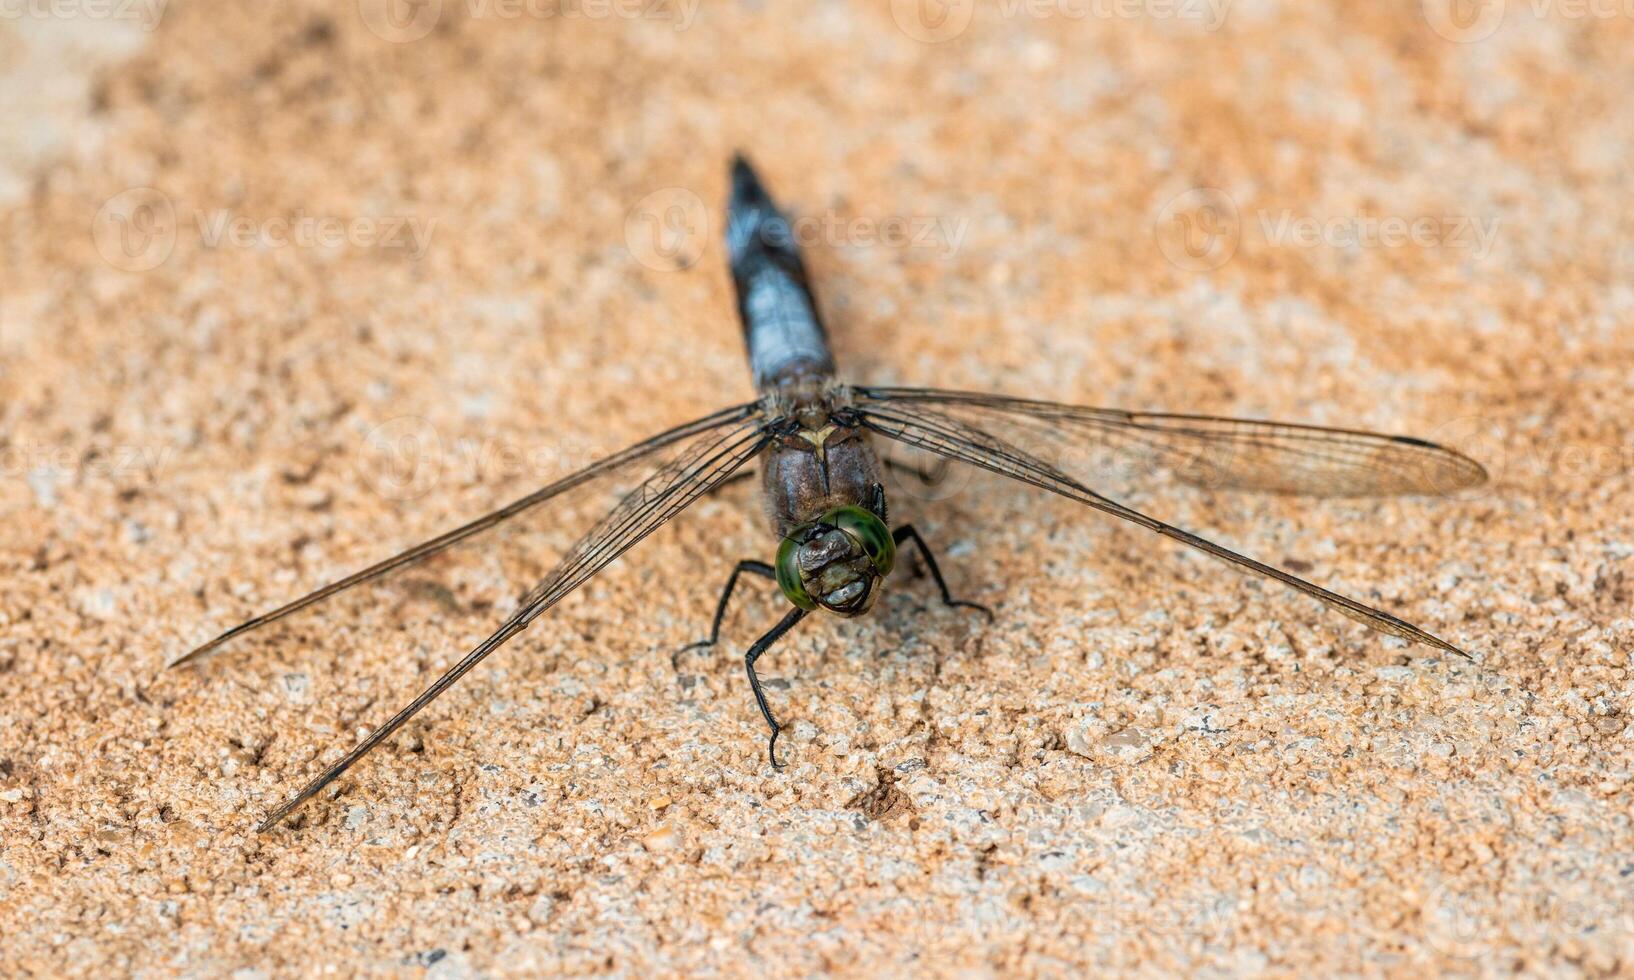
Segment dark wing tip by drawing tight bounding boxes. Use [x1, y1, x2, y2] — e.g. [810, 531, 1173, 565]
[1391, 434, 1490, 492]
[168, 617, 264, 668]
[1423, 633, 1478, 663]
[167, 634, 229, 670]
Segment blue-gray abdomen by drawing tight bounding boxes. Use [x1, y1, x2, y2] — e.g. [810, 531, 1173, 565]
[727, 156, 836, 393]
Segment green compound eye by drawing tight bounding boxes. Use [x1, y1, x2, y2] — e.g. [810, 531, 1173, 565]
[827, 506, 895, 577]
[775, 535, 818, 611]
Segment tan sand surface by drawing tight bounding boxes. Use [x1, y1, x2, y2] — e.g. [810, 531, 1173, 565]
[3, 0, 1633, 974]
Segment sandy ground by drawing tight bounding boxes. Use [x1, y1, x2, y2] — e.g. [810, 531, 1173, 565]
[4, 0, 1633, 975]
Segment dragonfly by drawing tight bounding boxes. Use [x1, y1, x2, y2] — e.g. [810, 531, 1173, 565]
[176, 157, 1487, 831]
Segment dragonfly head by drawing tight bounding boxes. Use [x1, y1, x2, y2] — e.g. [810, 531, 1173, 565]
[776, 506, 896, 617]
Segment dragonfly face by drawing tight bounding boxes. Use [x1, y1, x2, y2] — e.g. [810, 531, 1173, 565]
[775, 505, 896, 617]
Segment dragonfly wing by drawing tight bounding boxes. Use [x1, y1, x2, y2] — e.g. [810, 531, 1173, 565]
[853, 386, 1486, 497]
[855, 398, 1471, 658]
[174, 402, 763, 667]
[256, 414, 772, 830]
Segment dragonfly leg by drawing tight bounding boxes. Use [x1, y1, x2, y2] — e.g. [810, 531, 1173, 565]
[892, 524, 995, 622]
[745, 607, 808, 769]
[674, 559, 776, 670]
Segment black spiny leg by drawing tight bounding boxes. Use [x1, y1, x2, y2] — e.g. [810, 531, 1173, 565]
[674, 559, 777, 670]
[746, 607, 807, 768]
[893, 524, 995, 621]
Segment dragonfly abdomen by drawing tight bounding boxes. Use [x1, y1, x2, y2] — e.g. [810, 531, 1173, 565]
[727, 155, 836, 394]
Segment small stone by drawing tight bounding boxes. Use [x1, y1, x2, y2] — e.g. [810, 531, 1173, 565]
[527, 896, 556, 926]
[641, 823, 681, 853]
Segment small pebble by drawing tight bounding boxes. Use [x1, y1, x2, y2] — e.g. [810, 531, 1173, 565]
[642, 823, 681, 853]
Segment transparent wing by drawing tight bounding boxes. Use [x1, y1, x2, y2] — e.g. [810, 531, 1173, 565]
[173, 402, 762, 667]
[854, 387, 1486, 497]
[854, 399, 1471, 658]
[256, 413, 772, 830]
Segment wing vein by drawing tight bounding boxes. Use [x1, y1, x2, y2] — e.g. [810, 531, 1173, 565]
[853, 386, 1485, 497]
[174, 402, 762, 666]
[253, 420, 771, 830]
[856, 402, 1470, 659]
